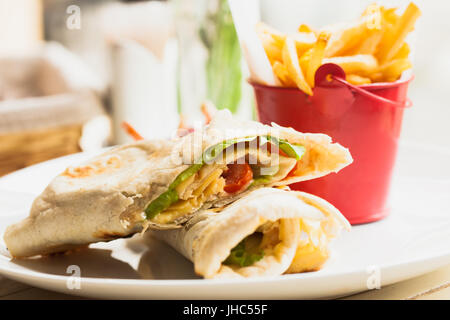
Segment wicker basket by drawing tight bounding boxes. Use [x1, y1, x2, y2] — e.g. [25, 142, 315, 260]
[0, 43, 106, 176]
[0, 125, 82, 176]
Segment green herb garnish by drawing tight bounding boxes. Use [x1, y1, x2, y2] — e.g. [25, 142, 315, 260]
[224, 233, 265, 267]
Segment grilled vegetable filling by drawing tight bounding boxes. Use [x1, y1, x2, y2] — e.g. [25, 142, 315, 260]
[145, 136, 305, 222]
[223, 220, 282, 268]
[224, 232, 265, 267]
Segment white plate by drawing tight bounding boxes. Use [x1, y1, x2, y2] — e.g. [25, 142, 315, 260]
[0, 141, 449, 299]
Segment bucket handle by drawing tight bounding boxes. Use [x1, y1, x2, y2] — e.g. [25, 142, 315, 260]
[332, 75, 412, 108]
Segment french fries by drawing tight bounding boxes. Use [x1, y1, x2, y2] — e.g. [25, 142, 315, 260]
[256, 2, 420, 94]
[323, 55, 378, 77]
[272, 61, 296, 87]
[298, 24, 314, 34]
[393, 43, 410, 60]
[282, 37, 312, 95]
[374, 58, 412, 82]
[292, 32, 317, 56]
[346, 74, 372, 85]
[355, 30, 383, 55]
[377, 3, 421, 63]
[305, 32, 330, 87]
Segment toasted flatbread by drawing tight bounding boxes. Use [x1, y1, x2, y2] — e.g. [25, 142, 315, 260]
[4, 110, 352, 258]
[150, 188, 350, 278]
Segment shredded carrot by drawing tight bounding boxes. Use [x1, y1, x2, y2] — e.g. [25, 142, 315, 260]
[201, 102, 214, 124]
[177, 102, 216, 137]
[177, 114, 194, 137]
[121, 121, 144, 141]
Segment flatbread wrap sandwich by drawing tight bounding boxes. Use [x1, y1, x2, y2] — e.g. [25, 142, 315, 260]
[149, 188, 351, 279]
[4, 110, 352, 258]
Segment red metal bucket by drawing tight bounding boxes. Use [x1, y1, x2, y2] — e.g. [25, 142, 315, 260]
[251, 63, 413, 225]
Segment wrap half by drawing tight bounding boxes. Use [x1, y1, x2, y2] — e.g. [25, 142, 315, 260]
[4, 110, 352, 258]
[149, 188, 350, 279]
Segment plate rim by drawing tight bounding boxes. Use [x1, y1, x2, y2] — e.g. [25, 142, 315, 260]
[1, 249, 449, 287]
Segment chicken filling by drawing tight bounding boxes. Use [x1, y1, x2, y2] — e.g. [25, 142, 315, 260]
[146, 136, 305, 224]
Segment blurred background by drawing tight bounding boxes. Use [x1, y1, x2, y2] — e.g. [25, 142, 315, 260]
[0, 0, 448, 176]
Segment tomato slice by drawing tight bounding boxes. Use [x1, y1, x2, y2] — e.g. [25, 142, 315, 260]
[223, 163, 253, 194]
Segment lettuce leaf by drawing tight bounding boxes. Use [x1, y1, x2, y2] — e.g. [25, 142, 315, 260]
[224, 233, 265, 267]
[267, 136, 306, 160]
[203, 136, 258, 163]
[250, 175, 273, 187]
